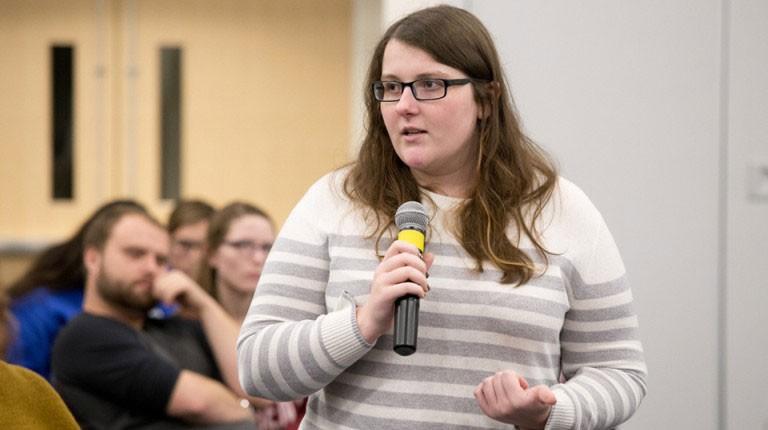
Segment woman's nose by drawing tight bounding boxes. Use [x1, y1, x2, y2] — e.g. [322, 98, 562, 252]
[395, 87, 420, 115]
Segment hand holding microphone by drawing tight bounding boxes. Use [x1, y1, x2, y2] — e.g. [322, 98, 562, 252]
[355, 202, 432, 353]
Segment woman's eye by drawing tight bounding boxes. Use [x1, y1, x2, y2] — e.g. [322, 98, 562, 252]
[384, 82, 400, 92]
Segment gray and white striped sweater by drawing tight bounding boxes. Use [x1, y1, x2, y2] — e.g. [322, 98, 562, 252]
[237, 170, 647, 429]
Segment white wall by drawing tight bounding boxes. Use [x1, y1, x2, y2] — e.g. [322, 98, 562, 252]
[470, 1, 768, 429]
[470, 2, 722, 428]
[726, 1, 768, 429]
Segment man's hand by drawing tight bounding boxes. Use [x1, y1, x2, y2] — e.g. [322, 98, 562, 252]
[474, 370, 556, 429]
[154, 270, 212, 318]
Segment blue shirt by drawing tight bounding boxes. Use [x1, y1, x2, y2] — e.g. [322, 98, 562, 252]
[7, 286, 84, 380]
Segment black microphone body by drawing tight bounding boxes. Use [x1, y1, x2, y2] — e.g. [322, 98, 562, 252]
[393, 294, 420, 356]
[393, 201, 428, 356]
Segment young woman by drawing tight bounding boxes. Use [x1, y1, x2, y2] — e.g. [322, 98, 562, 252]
[237, 6, 647, 429]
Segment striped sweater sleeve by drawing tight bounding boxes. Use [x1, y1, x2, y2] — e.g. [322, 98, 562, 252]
[545, 181, 648, 429]
[236, 175, 374, 401]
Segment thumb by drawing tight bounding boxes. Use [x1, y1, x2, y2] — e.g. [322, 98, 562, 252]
[531, 385, 557, 406]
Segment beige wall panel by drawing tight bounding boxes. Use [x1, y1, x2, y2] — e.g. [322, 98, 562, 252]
[0, 254, 38, 289]
[132, 0, 353, 225]
[0, 0, 110, 241]
[0, 0, 352, 244]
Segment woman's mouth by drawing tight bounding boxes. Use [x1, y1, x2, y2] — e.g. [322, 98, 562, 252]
[402, 127, 426, 136]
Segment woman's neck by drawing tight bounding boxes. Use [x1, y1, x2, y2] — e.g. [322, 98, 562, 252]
[215, 280, 252, 323]
[412, 170, 475, 198]
[410, 151, 478, 198]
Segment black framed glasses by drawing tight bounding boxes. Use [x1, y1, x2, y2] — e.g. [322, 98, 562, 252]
[372, 78, 476, 102]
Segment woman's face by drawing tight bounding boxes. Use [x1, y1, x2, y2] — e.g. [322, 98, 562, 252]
[379, 39, 481, 190]
[209, 214, 274, 295]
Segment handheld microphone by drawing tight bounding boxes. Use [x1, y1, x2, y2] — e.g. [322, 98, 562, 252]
[393, 201, 429, 356]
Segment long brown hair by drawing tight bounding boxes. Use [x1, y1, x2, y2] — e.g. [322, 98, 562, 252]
[343, 5, 558, 285]
[7, 200, 148, 298]
[198, 202, 273, 298]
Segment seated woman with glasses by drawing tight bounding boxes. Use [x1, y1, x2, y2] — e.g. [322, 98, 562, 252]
[196, 202, 306, 430]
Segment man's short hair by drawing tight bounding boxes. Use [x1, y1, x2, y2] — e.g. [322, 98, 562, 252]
[167, 200, 216, 234]
[82, 201, 161, 251]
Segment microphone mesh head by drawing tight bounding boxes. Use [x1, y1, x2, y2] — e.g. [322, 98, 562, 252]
[395, 201, 428, 233]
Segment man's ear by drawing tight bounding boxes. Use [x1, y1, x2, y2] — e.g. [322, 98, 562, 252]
[83, 246, 102, 275]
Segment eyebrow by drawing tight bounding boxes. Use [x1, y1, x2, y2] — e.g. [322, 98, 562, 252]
[379, 71, 453, 81]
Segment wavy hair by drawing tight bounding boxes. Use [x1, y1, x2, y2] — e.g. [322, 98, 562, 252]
[343, 5, 557, 284]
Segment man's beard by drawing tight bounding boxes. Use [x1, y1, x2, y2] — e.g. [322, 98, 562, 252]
[95, 269, 158, 313]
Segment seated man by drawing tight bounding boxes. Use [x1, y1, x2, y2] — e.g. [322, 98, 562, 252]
[51, 203, 254, 429]
[167, 199, 215, 278]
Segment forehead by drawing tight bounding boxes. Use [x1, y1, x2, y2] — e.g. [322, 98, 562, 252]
[381, 39, 462, 79]
[109, 214, 170, 252]
[225, 215, 274, 239]
[173, 219, 208, 238]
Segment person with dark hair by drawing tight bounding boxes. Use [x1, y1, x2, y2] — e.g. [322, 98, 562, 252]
[168, 199, 216, 278]
[51, 204, 254, 428]
[0, 288, 79, 428]
[237, 5, 646, 429]
[6, 199, 147, 379]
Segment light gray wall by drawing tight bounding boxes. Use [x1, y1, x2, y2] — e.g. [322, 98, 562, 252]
[726, 1, 768, 429]
[470, 2, 721, 428]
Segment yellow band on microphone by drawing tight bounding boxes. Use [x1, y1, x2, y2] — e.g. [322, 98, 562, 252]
[398, 229, 425, 253]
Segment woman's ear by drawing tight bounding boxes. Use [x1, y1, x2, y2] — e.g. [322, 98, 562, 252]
[478, 81, 501, 120]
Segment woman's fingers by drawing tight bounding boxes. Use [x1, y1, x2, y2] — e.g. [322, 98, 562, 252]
[382, 239, 423, 259]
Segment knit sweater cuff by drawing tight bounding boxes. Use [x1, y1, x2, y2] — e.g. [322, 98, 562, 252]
[320, 291, 374, 368]
[544, 389, 576, 430]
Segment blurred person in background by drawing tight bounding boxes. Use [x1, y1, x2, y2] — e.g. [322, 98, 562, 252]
[6, 199, 147, 379]
[199, 202, 305, 430]
[0, 288, 79, 428]
[168, 199, 216, 278]
[51, 202, 254, 429]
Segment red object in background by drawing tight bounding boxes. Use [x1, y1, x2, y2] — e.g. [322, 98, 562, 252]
[285, 398, 307, 430]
